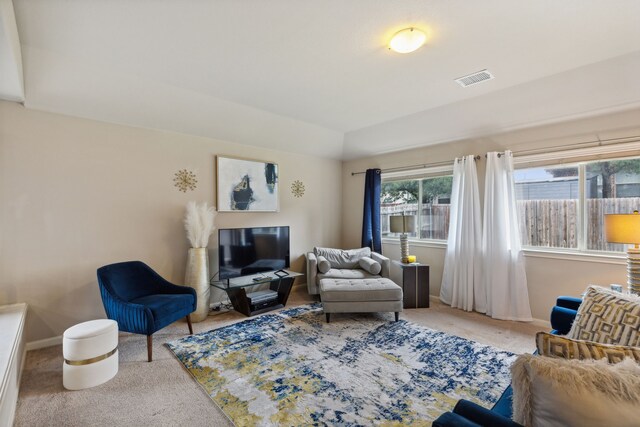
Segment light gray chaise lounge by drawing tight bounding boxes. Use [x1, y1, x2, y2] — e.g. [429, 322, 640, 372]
[306, 247, 403, 322]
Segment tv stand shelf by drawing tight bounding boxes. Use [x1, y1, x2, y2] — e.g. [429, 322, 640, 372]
[211, 270, 302, 317]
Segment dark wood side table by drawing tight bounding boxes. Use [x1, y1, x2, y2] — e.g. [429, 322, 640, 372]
[391, 261, 430, 308]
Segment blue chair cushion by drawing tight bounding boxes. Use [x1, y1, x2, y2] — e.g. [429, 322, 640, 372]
[550, 305, 578, 335]
[454, 400, 522, 427]
[131, 293, 195, 330]
[98, 261, 196, 302]
[491, 385, 513, 417]
[433, 411, 482, 427]
[555, 296, 582, 311]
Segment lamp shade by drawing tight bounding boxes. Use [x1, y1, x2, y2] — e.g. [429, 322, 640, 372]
[390, 215, 416, 234]
[604, 212, 640, 244]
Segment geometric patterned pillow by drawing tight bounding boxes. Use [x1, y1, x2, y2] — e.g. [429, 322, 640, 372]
[566, 286, 640, 347]
[536, 332, 640, 364]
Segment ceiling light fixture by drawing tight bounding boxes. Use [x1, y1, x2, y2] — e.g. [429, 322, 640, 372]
[389, 28, 427, 54]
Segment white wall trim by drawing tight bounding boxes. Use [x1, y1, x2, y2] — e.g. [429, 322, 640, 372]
[25, 335, 62, 351]
[381, 164, 454, 180]
[523, 248, 626, 265]
[513, 139, 640, 166]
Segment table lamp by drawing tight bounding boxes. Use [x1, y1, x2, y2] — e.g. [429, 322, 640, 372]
[390, 214, 416, 263]
[604, 210, 640, 295]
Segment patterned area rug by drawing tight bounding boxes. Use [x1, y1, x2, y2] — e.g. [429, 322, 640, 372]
[166, 304, 515, 426]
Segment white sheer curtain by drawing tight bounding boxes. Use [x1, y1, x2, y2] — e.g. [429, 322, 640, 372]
[440, 155, 485, 312]
[483, 151, 532, 321]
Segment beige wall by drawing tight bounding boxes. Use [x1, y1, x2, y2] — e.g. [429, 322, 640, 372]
[0, 101, 343, 342]
[342, 108, 640, 322]
[2, 98, 639, 341]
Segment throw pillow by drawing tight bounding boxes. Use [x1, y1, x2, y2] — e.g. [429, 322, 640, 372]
[536, 332, 640, 364]
[567, 285, 640, 347]
[511, 354, 640, 427]
[313, 247, 372, 269]
[316, 256, 331, 274]
[358, 256, 381, 275]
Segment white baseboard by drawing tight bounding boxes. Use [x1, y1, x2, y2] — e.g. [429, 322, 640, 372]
[26, 335, 62, 351]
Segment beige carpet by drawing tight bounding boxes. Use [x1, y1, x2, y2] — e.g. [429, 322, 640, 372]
[15, 286, 542, 426]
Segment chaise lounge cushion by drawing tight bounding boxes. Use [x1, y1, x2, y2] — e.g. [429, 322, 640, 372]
[316, 255, 331, 273]
[306, 249, 390, 296]
[320, 278, 402, 302]
[359, 256, 381, 275]
[314, 247, 371, 269]
[318, 268, 378, 281]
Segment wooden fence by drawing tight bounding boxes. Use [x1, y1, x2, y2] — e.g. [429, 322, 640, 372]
[516, 200, 577, 248]
[381, 204, 450, 240]
[586, 198, 640, 250]
[382, 197, 640, 250]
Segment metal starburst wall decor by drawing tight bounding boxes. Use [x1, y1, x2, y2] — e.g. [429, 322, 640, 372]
[291, 180, 305, 198]
[174, 169, 198, 193]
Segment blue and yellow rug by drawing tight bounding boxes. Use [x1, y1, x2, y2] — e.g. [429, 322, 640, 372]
[166, 304, 515, 426]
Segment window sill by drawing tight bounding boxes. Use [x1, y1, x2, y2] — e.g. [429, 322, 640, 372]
[382, 238, 447, 250]
[382, 239, 627, 263]
[522, 248, 626, 265]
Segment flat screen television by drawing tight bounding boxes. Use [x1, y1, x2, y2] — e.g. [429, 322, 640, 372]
[218, 226, 290, 280]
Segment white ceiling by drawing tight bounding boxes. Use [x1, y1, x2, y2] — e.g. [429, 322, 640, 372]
[8, 0, 640, 159]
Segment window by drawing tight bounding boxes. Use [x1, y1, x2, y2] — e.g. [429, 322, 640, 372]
[586, 158, 640, 251]
[381, 176, 453, 241]
[514, 156, 640, 253]
[515, 165, 579, 249]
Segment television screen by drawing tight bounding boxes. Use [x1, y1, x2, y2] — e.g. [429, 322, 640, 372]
[218, 226, 290, 280]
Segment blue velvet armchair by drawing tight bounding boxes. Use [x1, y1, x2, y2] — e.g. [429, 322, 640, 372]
[97, 261, 197, 362]
[433, 296, 582, 427]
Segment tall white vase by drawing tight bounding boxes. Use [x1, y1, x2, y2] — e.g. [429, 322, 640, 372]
[185, 247, 210, 322]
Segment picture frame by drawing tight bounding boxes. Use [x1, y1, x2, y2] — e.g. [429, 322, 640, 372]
[216, 155, 279, 212]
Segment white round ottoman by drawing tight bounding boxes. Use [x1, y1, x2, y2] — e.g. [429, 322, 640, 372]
[63, 319, 118, 390]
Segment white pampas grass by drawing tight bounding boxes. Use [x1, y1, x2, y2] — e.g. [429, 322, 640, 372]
[184, 201, 216, 248]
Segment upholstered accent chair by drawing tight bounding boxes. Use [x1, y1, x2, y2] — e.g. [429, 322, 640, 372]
[306, 247, 391, 295]
[97, 261, 196, 362]
[306, 247, 402, 322]
[433, 296, 584, 427]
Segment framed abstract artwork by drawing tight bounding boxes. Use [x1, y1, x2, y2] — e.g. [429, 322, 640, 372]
[216, 156, 279, 212]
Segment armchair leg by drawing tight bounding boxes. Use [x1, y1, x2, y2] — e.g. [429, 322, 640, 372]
[186, 314, 193, 335]
[395, 312, 399, 322]
[326, 313, 330, 323]
[147, 335, 153, 362]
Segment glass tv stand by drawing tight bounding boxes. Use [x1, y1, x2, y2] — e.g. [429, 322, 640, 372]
[211, 269, 302, 317]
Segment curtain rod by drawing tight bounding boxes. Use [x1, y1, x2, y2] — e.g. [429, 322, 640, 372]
[350, 155, 481, 176]
[487, 135, 640, 158]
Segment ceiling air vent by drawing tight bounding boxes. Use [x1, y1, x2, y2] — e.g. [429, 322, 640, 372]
[455, 69, 494, 87]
